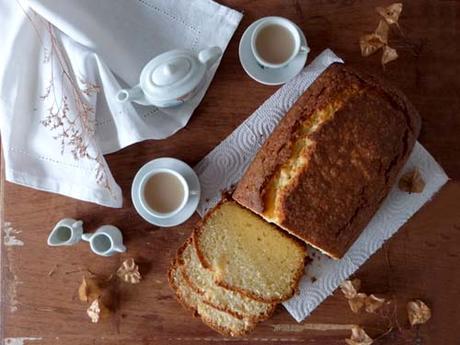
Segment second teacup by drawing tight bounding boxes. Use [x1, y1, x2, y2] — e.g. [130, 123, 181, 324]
[251, 16, 309, 69]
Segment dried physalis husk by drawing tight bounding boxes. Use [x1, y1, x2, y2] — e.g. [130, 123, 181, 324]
[346, 326, 373, 345]
[399, 169, 425, 193]
[374, 20, 389, 45]
[381, 45, 399, 65]
[407, 299, 431, 326]
[376, 3, 403, 25]
[117, 258, 141, 284]
[340, 278, 362, 299]
[365, 294, 386, 313]
[87, 297, 111, 323]
[349, 293, 368, 313]
[360, 34, 385, 57]
[78, 276, 102, 302]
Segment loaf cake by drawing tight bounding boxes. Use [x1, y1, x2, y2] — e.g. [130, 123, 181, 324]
[233, 63, 421, 259]
[178, 239, 276, 321]
[193, 200, 307, 302]
[168, 251, 256, 336]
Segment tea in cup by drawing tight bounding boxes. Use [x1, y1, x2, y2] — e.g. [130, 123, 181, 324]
[140, 168, 195, 218]
[251, 17, 309, 69]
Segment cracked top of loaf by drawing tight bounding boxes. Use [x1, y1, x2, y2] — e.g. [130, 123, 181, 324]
[233, 63, 421, 259]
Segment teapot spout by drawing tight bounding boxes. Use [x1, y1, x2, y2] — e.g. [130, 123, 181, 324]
[198, 46, 222, 68]
[116, 85, 144, 104]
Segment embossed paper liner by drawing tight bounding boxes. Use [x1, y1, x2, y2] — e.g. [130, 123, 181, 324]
[194, 49, 448, 322]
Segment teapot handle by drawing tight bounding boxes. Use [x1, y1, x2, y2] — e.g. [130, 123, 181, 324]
[198, 47, 222, 68]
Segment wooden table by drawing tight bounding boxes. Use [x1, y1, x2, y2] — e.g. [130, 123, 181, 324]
[1, 1, 459, 344]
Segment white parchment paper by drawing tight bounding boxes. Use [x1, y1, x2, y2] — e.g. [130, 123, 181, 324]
[194, 49, 449, 322]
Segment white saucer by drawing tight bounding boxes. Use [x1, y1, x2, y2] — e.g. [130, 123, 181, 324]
[239, 18, 308, 86]
[131, 158, 201, 227]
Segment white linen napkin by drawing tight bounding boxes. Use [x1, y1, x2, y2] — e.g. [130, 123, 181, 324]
[194, 49, 449, 322]
[0, 0, 242, 207]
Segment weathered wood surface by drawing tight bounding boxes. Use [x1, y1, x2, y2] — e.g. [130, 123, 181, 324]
[1, 1, 460, 344]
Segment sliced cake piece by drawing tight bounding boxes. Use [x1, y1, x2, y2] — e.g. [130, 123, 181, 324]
[193, 200, 307, 303]
[178, 239, 276, 321]
[168, 257, 255, 337]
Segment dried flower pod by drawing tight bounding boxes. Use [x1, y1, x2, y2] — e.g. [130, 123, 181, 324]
[374, 20, 389, 45]
[349, 293, 368, 313]
[376, 3, 403, 25]
[365, 294, 386, 313]
[117, 258, 141, 284]
[340, 279, 362, 299]
[360, 34, 385, 57]
[78, 276, 102, 302]
[346, 326, 373, 345]
[381, 46, 399, 66]
[399, 169, 425, 193]
[407, 299, 431, 326]
[87, 297, 111, 323]
[79, 79, 101, 96]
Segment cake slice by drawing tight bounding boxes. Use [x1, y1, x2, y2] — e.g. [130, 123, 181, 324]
[193, 200, 307, 302]
[168, 256, 256, 337]
[178, 239, 276, 321]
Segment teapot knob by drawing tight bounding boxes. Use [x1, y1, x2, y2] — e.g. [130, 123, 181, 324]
[163, 63, 175, 76]
[198, 47, 222, 68]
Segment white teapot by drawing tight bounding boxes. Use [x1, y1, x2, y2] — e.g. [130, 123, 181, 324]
[116, 47, 222, 108]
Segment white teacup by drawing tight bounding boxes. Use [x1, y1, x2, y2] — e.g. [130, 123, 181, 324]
[81, 225, 126, 257]
[251, 16, 309, 69]
[139, 168, 197, 219]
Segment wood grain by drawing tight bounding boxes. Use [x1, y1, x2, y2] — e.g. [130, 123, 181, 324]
[1, 1, 460, 344]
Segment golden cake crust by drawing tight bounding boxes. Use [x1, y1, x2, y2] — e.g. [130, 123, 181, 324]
[233, 63, 421, 259]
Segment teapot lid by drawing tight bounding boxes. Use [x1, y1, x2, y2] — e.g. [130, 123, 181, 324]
[140, 50, 207, 102]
